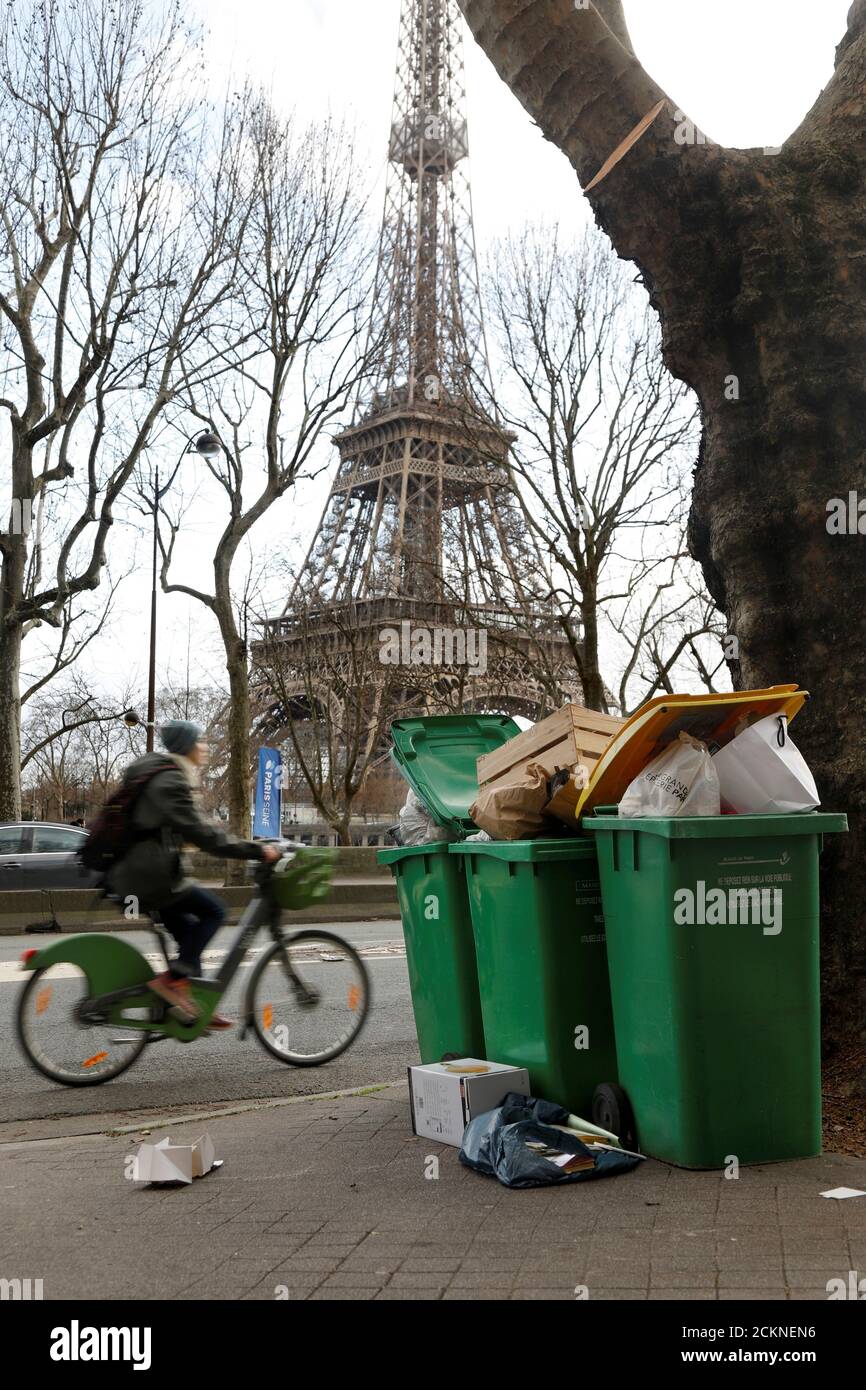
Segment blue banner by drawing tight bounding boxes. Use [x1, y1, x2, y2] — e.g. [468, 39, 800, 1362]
[253, 747, 282, 838]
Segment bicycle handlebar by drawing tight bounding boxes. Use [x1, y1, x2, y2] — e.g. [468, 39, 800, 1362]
[253, 842, 333, 891]
[254, 842, 303, 884]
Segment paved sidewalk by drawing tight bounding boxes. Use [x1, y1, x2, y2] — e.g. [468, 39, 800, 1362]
[1, 1083, 864, 1301]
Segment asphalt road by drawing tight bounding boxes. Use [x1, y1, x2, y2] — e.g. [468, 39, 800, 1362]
[0, 919, 419, 1134]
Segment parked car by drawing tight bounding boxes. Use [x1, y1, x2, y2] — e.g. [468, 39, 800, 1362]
[0, 822, 100, 890]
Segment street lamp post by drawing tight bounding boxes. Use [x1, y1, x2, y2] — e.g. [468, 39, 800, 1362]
[145, 431, 222, 752]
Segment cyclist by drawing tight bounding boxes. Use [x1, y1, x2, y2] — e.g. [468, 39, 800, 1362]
[107, 720, 280, 1027]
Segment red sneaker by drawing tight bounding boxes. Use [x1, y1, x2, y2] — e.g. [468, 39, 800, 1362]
[206, 1013, 234, 1031]
[147, 971, 200, 1019]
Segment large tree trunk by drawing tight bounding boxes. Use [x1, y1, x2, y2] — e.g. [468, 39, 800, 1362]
[217, 605, 253, 883]
[579, 594, 608, 714]
[0, 623, 23, 821]
[460, 0, 866, 1080]
[0, 471, 28, 819]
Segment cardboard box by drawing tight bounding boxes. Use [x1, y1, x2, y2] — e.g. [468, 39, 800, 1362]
[475, 706, 623, 830]
[408, 1059, 531, 1147]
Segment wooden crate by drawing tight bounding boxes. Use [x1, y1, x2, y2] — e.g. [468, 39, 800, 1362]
[476, 705, 623, 790]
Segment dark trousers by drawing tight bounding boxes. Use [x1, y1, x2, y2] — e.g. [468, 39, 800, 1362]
[160, 886, 226, 977]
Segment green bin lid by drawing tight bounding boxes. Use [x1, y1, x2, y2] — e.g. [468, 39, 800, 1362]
[390, 714, 521, 836]
[377, 843, 453, 865]
[449, 838, 597, 863]
[583, 810, 849, 840]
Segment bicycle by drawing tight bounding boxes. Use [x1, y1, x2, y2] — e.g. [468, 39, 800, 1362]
[15, 845, 370, 1087]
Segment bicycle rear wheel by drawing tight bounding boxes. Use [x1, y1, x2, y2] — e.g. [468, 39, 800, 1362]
[249, 931, 370, 1066]
[17, 964, 150, 1086]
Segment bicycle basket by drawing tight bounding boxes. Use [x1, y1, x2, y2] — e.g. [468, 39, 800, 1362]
[270, 847, 337, 910]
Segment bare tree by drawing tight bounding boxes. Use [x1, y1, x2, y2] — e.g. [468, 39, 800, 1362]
[21, 673, 233, 822]
[20, 673, 135, 774]
[487, 223, 707, 711]
[20, 675, 138, 819]
[609, 537, 728, 714]
[158, 98, 373, 852]
[21, 723, 85, 823]
[76, 708, 139, 804]
[0, 0, 251, 819]
[19, 571, 124, 711]
[460, 0, 866, 1068]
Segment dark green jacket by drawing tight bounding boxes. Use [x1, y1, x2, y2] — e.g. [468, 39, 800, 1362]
[106, 753, 265, 910]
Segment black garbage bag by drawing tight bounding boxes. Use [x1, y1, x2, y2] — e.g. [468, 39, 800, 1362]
[458, 1092, 641, 1189]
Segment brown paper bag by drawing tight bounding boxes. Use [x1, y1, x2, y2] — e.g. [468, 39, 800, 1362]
[469, 762, 552, 840]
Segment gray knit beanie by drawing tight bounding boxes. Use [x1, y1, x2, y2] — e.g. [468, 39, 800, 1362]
[160, 720, 202, 756]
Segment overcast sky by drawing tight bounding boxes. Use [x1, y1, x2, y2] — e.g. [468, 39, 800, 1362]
[57, 0, 852, 705]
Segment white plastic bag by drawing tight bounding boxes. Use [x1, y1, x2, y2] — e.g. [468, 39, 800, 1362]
[711, 714, 819, 814]
[619, 732, 721, 818]
[398, 788, 456, 845]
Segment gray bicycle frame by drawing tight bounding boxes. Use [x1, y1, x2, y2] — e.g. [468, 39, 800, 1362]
[82, 851, 320, 1025]
[90, 881, 287, 1019]
[152, 848, 306, 996]
[212, 885, 279, 993]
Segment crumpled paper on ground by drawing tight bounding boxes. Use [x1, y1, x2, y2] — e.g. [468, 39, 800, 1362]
[132, 1133, 221, 1185]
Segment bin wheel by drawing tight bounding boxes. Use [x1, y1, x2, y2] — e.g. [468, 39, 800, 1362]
[592, 1082, 638, 1151]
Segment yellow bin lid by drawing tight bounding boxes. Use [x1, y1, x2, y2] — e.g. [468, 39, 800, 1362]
[576, 685, 809, 819]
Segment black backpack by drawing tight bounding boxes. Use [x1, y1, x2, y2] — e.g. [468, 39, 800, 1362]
[78, 759, 176, 877]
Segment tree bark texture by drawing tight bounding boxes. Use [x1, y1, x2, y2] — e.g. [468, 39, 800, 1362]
[216, 599, 253, 882]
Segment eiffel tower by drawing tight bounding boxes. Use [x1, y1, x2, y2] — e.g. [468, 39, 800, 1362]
[257, 0, 581, 724]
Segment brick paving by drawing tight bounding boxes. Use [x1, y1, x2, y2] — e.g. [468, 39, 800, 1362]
[1, 1083, 864, 1301]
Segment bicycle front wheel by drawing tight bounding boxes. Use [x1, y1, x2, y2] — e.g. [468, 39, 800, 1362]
[249, 931, 370, 1066]
[17, 964, 150, 1087]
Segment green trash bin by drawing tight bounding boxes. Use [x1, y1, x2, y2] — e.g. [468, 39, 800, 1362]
[378, 714, 521, 1064]
[450, 838, 618, 1116]
[585, 809, 848, 1168]
[378, 842, 485, 1063]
